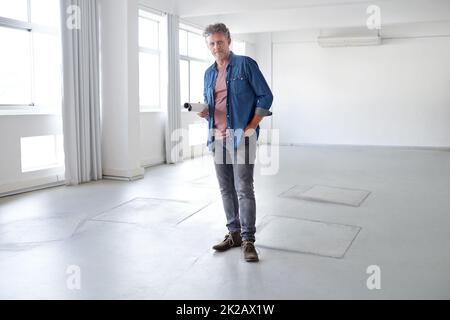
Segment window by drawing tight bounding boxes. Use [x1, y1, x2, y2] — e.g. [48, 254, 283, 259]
[179, 59, 189, 106]
[0, 27, 32, 105]
[139, 9, 163, 111]
[232, 40, 246, 55]
[21, 135, 64, 172]
[30, 0, 61, 27]
[179, 23, 212, 106]
[190, 60, 208, 103]
[187, 32, 209, 60]
[0, 0, 28, 21]
[0, 0, 61, 112]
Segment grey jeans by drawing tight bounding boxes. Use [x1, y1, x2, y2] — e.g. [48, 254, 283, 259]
[213, 136, 257, 242]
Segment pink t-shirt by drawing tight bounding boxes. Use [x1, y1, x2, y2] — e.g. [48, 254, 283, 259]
[214, 63, 229, 140]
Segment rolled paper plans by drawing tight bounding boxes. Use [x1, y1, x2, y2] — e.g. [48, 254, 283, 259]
[184, 102, 208, 112]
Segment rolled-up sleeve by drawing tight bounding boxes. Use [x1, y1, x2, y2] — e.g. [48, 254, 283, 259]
[245, 57, 273, 117]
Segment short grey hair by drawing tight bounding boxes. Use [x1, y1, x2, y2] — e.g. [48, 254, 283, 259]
[203, 23, 231, 40]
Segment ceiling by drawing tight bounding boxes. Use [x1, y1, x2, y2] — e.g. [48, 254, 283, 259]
[173, 0, 450, 34]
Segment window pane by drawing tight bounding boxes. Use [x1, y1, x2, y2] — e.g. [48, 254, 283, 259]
[232, 40, 246, 55]
[139, 52, 160, 108]
[21, 135, 64, 172]
[0, 27, 32, 105]
[30, 0, 60, 27]
[190, 61, 209, 104]
[33, 31, 62, 111]
[179, 29, 187, 56]
[188, 32, 208, 60]
[0, 0, 28, 21]
[139, 17, 159, 50]
[180, 59, 189, 104]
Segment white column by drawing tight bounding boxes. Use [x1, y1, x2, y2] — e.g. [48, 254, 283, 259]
[164, 13, 182, 164]
[98, 0, 144, 180]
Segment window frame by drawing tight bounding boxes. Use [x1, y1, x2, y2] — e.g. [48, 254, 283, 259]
[179, 23, 212, 109]
[0, 0, 61, 114]
[138, 7, 164, 112]
[0, 17, 34, 108]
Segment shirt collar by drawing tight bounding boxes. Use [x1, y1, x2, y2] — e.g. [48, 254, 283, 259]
[213, 51, 235, 71]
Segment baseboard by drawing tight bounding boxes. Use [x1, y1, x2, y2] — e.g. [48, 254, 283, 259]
[141, 156, 166, 168]
[274, 142, 450, 151]
[102, 166, 145, 181]
[0, 174, 65, 198]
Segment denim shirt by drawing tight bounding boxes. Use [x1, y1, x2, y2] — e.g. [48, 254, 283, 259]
[203, 51, 273, 150]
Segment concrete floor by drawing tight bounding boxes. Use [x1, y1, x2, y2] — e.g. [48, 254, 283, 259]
[0, 145, 449, 299]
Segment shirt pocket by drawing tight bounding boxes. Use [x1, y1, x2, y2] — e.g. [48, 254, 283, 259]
[230, 74, 250, 95]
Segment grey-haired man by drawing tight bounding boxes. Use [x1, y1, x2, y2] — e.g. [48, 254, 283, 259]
[198, 23, 273, 262]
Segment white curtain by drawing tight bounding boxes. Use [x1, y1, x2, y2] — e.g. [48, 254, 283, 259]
[60, 0, 102, 185]
[165, 14, 183, 164]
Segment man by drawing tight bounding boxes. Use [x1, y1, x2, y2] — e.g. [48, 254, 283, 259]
[198, 23, 273, 262]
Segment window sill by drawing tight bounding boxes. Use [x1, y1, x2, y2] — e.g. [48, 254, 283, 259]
[22, 164, 64, 173]
[140, 109, 164, 113]
[0, 108, 61, 116]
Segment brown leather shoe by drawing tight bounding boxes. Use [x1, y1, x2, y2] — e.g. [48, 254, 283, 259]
[212, 232, 242, 251]
[242, 240, 259, 262]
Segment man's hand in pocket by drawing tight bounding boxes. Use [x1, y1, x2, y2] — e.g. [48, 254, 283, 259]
[244, 126, 256, 137]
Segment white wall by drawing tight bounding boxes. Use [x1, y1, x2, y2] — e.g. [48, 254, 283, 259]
[140, 112, 166, 167]
[253, 33, 273, 144]
[0, 115, 64, 195]
[271, 35, 450, 147]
